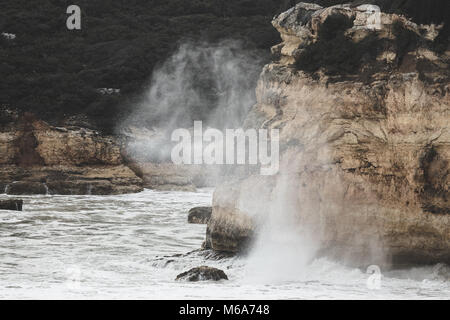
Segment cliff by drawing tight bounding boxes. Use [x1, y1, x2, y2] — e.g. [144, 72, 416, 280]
[205, 3, 450, 267]
[0, 111, 143, 195]
[0, 111, 227, 194]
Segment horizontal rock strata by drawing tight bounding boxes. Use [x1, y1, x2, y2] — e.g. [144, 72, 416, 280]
[0, 113, 143, 195]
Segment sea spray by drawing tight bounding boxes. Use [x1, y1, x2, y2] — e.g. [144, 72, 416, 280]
[86, 184, 92, 196]
[243, 171, 318, 284]
[119, 40, 264, 163]
[43, 183, 49, 195]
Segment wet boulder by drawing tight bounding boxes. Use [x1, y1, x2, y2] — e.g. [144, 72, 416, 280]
[188, 207, 212, 224]
[0, 199, 23, 211]
[175, 266, 228, 282]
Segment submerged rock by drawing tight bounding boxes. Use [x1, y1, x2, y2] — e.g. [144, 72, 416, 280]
[175, 266, 228, 282]
[188, 207, 212, 224]
[0, 199, 23, 211]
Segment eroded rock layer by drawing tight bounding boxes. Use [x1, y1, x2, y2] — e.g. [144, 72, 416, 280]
[0, 112, 143, 195]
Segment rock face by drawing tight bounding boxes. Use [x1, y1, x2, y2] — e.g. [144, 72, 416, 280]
[0, 112, 143, 195]
[0, 199, 23, 211]
[206, 3, 450, 267]
[131, 162, 202, 191]
[188, 207, 212, 224]
[175, 266, 228, 281]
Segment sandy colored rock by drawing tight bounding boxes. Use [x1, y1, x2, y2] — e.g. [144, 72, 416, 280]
[207, 3, 450, 267]
[0, 113, 143, 195]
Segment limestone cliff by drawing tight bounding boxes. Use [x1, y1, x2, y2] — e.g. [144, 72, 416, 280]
[0, 112, 143, 195]
[206, 3, 450, 267]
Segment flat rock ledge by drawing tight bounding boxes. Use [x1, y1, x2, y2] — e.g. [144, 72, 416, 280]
[0, 199, 23, 211]
[188, 207, 212, 224]
[175, 266, 228, 282]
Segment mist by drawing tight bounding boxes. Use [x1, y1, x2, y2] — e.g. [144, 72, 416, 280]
[242, 164, 319, 284]
[120, 40, 265, 163]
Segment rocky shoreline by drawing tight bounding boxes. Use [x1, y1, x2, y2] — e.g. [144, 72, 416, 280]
[1, 2, 448, 270]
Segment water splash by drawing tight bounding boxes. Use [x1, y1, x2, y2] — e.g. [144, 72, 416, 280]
[119, 40, 264, 163]
[243, 173, 318, 284]
[43, 183, 49, 195]
[86, 184, 92, 196]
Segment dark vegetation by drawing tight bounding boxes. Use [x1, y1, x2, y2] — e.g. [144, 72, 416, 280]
[295, 1, 449, 81]
[0, 0, 294, 133]
[294, 15, 420, 81]
[295, 13, 378, 76]
[0, 0, 448, 133]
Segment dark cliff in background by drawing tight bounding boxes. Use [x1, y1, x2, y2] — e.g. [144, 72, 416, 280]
[0, 0, 448, 133]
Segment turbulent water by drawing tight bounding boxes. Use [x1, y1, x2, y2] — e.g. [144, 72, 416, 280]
[0, 189, 448, 299]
